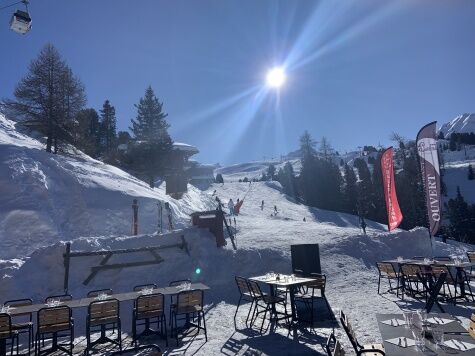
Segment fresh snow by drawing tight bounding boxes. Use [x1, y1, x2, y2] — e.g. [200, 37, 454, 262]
[439, 113, 475, 138]
[1, 113, 474, 355]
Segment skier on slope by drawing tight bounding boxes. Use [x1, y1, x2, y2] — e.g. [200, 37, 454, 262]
[228, 198, 235, 216]
[274, 205, 278, 215]
[359, 215, 367, 235]
[261, 200, 264, 211]
[234, 198, 243, 215]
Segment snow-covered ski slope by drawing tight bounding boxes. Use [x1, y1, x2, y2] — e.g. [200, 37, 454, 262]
[0, 114, 215, 259]
[1, 113, 474, 354]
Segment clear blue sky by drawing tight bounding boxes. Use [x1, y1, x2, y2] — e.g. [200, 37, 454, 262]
[1, 0, 474, 164]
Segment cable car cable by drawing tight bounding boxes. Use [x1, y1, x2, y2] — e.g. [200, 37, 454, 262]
[0, 1, 23, 11]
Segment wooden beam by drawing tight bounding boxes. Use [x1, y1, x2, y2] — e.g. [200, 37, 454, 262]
[83, 252, 114, 286]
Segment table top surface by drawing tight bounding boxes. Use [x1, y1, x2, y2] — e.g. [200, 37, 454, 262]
[383, 259, 475, 268]
[376, 313, 473, 355]
[249, 274, 316, 287]
[3, 282, 210, 316]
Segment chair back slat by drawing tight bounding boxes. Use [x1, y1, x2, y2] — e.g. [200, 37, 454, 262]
[38, 306, 71, 327]
[136, 294, 164, 314]
[0, 314, 11, 333]
[306, 273, 326, 290]
[377, 262, 397, 277]
[89, 299, 119, 321]
[400, 264, 421, 277]
[177, 290, 202, 309]
[235, 276, 251, 295]
[247, 280, 264, 299]
[469, 313, 475, 340]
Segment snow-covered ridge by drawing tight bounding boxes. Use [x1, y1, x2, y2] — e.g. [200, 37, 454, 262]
[439, 113, 475, 138]
[0, 114, 215, 259]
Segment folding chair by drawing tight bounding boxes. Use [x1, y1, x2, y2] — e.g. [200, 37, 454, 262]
[132, 293, 167, 347]
[376, 263, 401, 297]
[325, 331, 345, 356]
[340, 310, 385, 355]
[0, 313, 19, 356]
[294, 273, 332, 324]
[400, 264, 427, 300]
[247, 279, 289, 333]
[35, 306, 74, 355]
[4, 299, 33, 355]
[85, 299, 122, 355]
[233, 277, 255, 327]
[171, 289, 207, 346]
[168, 280, 192, 327]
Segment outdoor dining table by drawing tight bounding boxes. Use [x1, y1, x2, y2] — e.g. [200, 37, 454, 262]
[383, 259, 475, 299]
[0, 282, 210, 356]
[249, 274, 316, 327]
[377, 313, 475, 355]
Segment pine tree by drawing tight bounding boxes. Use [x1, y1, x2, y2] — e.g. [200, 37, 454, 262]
[319, 136, 334, 161]
[130, 86, 170, 142]
[128, 87, 173, 187]
[76, 108, 100, 157]
[99, 100, 117, 155]
[343, 164, 358, 214]
[267, 164, 276, 181]
[299, 130, 317, 160]
[2, 44, 86, 153]
[353, 158, 373, 217]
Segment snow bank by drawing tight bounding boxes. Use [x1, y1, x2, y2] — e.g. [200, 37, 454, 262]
[0, 114, 216, 259]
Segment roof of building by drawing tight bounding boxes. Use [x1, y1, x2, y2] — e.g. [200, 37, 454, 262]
[173, 142, 199, 155]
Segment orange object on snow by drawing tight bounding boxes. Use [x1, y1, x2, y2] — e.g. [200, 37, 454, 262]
[234, 200, 244, 215]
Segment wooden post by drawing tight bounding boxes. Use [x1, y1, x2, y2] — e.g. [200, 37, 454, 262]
[132, 199, 139, 235]
[63, 242, 71, 294]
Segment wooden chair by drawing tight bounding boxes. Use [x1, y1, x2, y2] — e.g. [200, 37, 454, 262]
[0, 313, 19, 355]
[4, 299, 33, 355]
[247, 279, 289, 333]
[133, 284, 158, 292]
[469, 313, 475, 339]
[86, 299, 122, 355]
[171, 289, 207, 346]
[376, 263, 401, 297]
[430, 264, 457, 303]
[35, 306, 74, 355]
[168, 280, 192, 327]
[132, 293, 167, 347]
[326, 331, 345, 356]
[400, 264, 427, 300]
[87, 289, 113, 298]
[340, 310, 385, 356]
[294, 273, 332, 324]
[110, 344, 162, 355]
[234, 276, 254, 327]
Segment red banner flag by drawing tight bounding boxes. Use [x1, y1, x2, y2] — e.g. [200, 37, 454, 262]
[380, 147, 403, 231]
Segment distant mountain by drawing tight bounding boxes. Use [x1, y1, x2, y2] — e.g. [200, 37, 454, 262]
[439, 113, 475, 138]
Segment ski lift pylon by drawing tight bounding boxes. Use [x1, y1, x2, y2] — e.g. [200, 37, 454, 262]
[10, 0, 31, 34]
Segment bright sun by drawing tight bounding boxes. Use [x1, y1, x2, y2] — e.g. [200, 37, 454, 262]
[266, 67, 286, 88]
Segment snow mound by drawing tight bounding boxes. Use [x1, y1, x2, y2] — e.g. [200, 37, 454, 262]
[439, 113, 475, 138]
[0, 114, 216, 259]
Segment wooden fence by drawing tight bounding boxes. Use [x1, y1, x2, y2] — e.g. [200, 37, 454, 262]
[63, 235, 189, 293]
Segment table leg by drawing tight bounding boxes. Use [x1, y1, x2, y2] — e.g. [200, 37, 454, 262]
[289, 286, 297, 324]
[0, 339, 6, 356]
[457, 267, 465, 298]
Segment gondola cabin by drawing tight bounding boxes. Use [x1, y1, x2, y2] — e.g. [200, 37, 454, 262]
[10, 10, 32, 34]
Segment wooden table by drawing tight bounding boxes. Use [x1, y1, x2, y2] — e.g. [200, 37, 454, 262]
[249, 274, 316, 327]
[0, 283, 210, 356]
[5, 283, 210, 316]
[377, 313, 474, 355]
